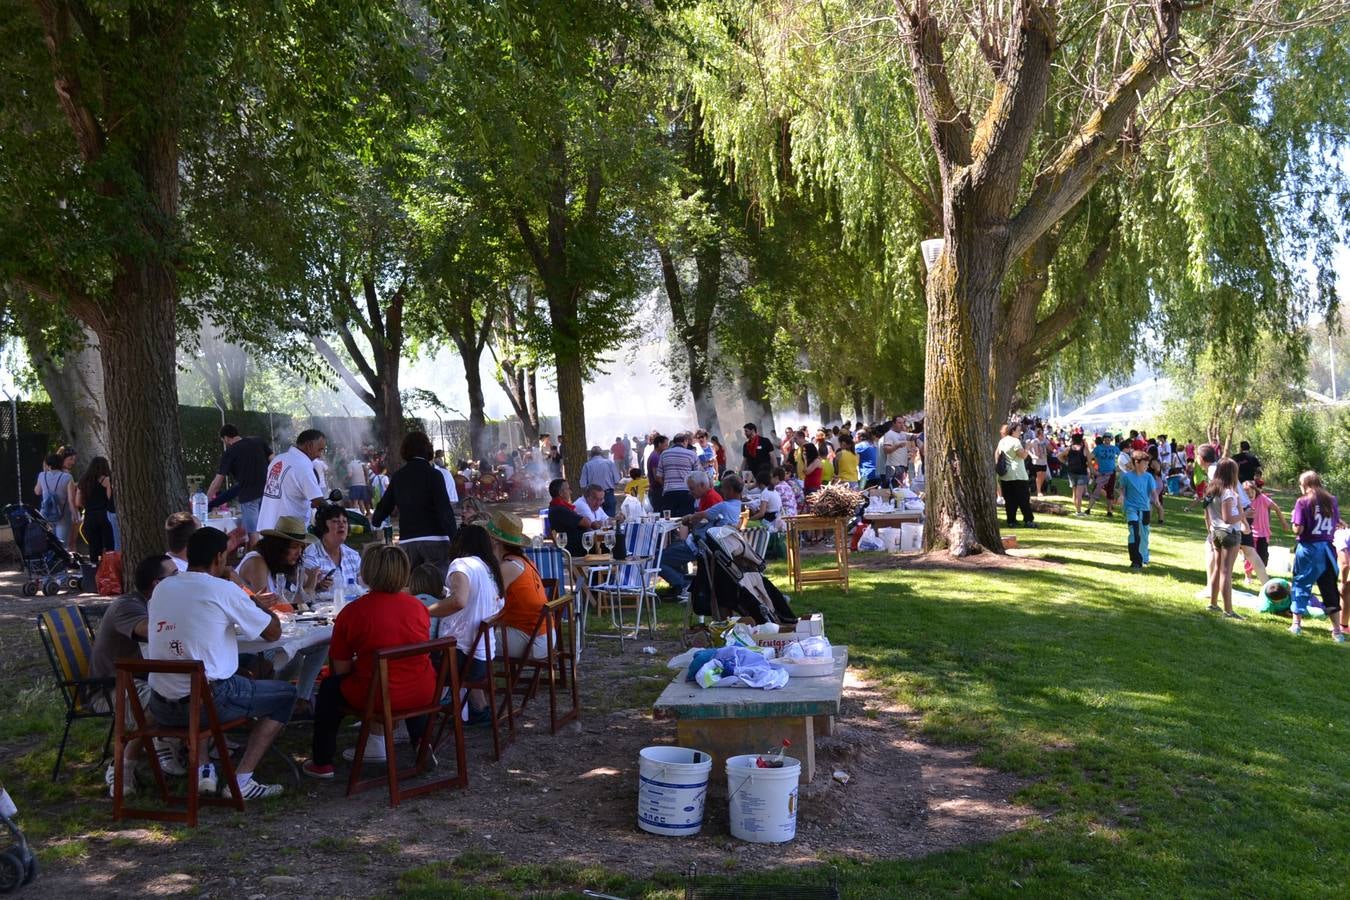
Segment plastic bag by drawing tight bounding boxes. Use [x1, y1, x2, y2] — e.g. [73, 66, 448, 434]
[858, 533, 885, 551]
[724, 623, 758, 649]
[96, 551, 123, 596]
[796, 635, 832, 658]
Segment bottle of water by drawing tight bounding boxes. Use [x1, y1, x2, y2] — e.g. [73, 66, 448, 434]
[333, 577, 357, 617]
[191, 488, 208, 524]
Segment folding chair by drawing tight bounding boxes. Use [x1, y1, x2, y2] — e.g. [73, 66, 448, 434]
[591, 521, 661, 643]
[503, 597, 579, 734]
[36, 606, 113, 781]
[346, 636, 468, 807]
[525, 544, 584, 657]
[111, 659, 246, 827]
[742, 524, 772, 560]
[443, 612, 514, 761]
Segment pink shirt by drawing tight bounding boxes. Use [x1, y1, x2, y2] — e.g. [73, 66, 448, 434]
[1250, 493, 1277, 539]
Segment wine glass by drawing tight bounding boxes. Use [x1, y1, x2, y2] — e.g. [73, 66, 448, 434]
[582, 531, 594, 554]
[531, 533, 543, 550]
[555, 530, 568, 551]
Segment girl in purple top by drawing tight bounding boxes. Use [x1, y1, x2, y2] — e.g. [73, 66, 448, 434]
[1289, 470, 1342, 641]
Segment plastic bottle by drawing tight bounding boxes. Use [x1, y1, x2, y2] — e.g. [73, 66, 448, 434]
[333, 577, 357, 616]
[191, 488, 208, 524]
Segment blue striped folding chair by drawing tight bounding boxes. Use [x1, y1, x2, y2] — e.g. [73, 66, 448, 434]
[37, 605, 114, 780]
[592, 521, 660, 643]
[742, 523, 772, 561]
[524, 543, 583, 656]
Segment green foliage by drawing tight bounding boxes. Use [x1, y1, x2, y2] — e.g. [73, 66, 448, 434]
[1250, 403, 1348, 494]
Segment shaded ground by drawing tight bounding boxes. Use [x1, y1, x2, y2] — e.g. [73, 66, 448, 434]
[0, 556, 1030, 897]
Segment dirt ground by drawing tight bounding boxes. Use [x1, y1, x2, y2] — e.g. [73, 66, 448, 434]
[0, 538, 1032, 898]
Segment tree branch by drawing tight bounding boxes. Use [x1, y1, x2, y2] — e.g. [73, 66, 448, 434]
[900, 3, 973, 172]
[970, 0, 1056, 213]
[311, 333, 377, 410]
[32, 0, 106, 164]
[1007, 1, 1181, 260]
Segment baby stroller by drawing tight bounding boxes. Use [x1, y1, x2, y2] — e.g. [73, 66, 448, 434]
[4, 504, 85, 597]
[689, 526, 798, 628]
[0, 807, 37, 893]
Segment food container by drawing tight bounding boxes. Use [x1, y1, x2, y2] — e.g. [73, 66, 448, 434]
[768, 657, 835, 678]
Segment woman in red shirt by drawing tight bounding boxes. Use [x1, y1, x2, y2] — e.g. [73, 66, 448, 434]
[302, 545, 435, 779]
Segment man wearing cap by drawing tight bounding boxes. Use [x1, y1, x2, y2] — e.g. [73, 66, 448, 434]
[579, 445, 621, 516]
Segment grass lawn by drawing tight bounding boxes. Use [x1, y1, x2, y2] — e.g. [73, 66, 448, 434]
[4, 487, 1348, 897]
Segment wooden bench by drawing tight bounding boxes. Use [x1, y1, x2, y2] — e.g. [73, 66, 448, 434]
[653, 646, 847, 784]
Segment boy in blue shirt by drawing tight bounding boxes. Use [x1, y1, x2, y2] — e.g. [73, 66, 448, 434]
[1119, 451, 1164, 568]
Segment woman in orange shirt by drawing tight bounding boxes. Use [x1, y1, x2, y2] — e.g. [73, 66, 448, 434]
[485, 511, 551, 660]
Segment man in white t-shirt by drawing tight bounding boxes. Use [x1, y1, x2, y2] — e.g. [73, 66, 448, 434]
[146, 527, 294, 800]
[573, 484, 609, 527]
[345, 454, 370, 515]
[881, 417, 915, 487]
[257, 429, 327, 533]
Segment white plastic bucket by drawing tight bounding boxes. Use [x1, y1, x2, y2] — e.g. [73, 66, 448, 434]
[726, 754, 800, 843]
[638, 746, 712, 836]
[899, 523, 923, 551]
[878, 527, 902, 552]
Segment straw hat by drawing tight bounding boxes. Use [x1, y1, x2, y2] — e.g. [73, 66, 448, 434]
[258, 515, 318, 544]
[484, 510, 530, 547]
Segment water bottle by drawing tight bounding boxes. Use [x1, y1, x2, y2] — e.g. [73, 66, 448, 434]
[191, 489, 208, 524]
[334, 577, 357, 616]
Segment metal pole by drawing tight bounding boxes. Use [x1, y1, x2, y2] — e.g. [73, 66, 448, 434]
[5, 393, 20, 506]
[1330, 331, 1338, 402]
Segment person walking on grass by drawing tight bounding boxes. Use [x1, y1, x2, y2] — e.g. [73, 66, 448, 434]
[1120, 450, 1164, 570]
[1059, 433, 1092, 515]
[1085, 434, 1120, 518]
[1288, 471, 1343, 642]
[1203, 459, 1245, 619]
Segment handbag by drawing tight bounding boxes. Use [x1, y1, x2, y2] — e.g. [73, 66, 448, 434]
[995, 452, 1008, 477]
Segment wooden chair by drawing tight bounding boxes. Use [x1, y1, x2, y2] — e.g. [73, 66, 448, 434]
[504, 597, 580, 734]
[441, 613, 514, 760]
[345, 636, 468, 807]
[36, 606, 113, 781]
[111, 659, 246, 827]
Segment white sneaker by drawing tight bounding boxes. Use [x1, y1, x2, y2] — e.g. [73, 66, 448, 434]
[342, 733, 388, 763]
[197, 765, 218, 796]
[155, 740, 186, 776]
[225, 777, 284, 801]
[105, 763, 135, 798]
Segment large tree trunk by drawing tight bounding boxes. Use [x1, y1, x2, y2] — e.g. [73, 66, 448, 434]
[98, 275, 188, 568]
[795, 390, 810, 417]
[25, 321, 109, 458]
[737, 366, 775, 437]
[524, 368, 539, 438]
[554, 351, 586, 489]
[377, 335, 404, 475]
[921, 181, 1006, 556]
[459, 339, 487, 460]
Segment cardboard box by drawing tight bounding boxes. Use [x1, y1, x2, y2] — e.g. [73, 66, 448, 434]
[753, 614, 826, 655]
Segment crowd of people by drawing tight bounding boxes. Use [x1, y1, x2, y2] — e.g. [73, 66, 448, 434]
[992, 420, 1348, 640]
[26, 405, 1349, 804]
[80, 425, 552, 797]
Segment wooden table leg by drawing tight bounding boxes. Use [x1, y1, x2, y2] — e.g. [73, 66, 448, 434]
[675, 716, 815, 785]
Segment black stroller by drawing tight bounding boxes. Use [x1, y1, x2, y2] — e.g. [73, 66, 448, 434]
[0, 805, 36, 893]
[689, 526, 797, 630]
[4, 504, 86, 597]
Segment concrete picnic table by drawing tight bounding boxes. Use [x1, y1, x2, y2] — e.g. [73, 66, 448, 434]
[653, 645, 848, 784]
